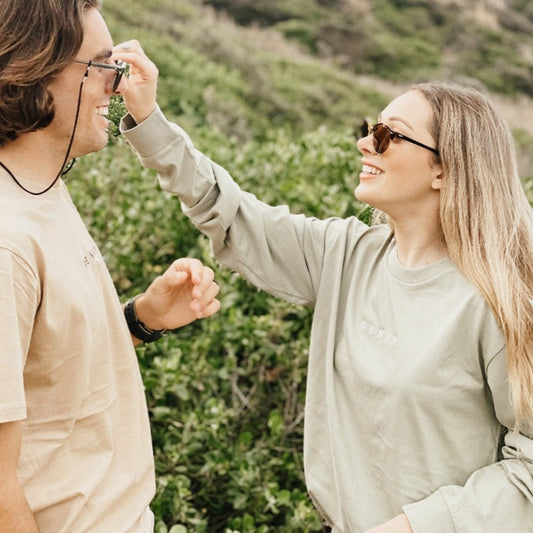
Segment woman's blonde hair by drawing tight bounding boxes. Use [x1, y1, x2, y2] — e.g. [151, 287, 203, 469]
[415, 82, 533, 427]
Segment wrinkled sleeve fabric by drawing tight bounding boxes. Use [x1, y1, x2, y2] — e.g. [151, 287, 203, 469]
[121, 108, 335, 307]
[0, 248, 40, 423]
[403, 345, 533, 532]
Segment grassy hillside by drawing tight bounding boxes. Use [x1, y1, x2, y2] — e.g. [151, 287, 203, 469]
[200, 0, 533, 96]
[66, 1, 533, 531]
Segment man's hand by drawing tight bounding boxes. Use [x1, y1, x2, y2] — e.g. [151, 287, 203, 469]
[133, 258, 221, 333]
[112, 39, 159, 124]
[364, 514, 413, 533]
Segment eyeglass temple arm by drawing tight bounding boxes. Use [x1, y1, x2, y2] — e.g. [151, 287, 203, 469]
[397, 132, 440, 155]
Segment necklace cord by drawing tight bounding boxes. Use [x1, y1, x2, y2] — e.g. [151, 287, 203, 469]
[0, 63, 90, 196]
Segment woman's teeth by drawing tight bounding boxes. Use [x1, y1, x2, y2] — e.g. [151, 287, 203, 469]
[362, 164, 383, 175]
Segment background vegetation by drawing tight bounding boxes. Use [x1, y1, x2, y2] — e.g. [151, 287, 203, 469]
[69, 1, 532, 530]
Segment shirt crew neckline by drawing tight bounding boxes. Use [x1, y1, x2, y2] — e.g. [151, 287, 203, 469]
[0, 167, 64, 201]
[386, 241, 456, 285]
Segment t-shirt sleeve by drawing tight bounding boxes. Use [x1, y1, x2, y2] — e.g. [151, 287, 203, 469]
[0, 248, 40, 423]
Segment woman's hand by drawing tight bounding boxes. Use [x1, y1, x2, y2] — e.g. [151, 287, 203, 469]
[364, 514, 413, 533]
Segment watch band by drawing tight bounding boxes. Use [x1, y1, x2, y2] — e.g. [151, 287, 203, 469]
[124, 296, 166, 343]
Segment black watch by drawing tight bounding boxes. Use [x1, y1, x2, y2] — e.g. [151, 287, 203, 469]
[124, 296, 166, 343]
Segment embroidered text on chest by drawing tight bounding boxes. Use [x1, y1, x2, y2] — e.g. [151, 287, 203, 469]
[359, 320, 398, 345]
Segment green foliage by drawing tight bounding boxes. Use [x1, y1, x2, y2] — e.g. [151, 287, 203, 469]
[142, 293, 321, 532]
[326, 0, 446, 81]
[201, 0, 329, 26]
[203, 126, 364, 220]
[455, 29, 533, 96]
[361, 32, 440, 81]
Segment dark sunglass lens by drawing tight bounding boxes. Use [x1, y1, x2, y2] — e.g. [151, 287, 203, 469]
[112, 61, 127, 92]
[373, 124, 391, 154]
[112, 71, 123, 92]
[360, 120, 371, 139]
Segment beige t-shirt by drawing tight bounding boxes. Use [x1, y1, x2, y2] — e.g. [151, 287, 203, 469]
[0, 172, 155, 532]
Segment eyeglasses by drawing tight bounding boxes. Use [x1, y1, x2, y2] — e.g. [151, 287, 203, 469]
[360, 120, 439, 156]
[72, 59, 127, 93]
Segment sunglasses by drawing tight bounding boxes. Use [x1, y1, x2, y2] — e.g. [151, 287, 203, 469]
[72, 59, 128, 93]
[360, 120, 439, 156]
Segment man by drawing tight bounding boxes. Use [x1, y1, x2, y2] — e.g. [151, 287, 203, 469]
[0, 1, 220, 531]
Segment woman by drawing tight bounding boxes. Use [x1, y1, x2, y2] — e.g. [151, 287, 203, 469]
[119, 49, 533, 531]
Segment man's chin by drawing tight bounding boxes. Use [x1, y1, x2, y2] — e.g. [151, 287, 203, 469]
[73, 138, 108, 158]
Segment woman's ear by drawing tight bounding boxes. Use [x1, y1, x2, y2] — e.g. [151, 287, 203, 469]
[431, 161, 443, 191]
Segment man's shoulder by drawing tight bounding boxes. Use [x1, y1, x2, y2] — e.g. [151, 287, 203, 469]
[0, 196, 49, 273]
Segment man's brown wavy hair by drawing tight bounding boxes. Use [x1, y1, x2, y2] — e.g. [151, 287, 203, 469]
[0, 0, 99, 145]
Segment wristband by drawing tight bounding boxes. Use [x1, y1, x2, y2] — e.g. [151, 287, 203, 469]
[124, 295, 166, 343]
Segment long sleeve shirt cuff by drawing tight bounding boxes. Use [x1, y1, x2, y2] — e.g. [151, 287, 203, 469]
[120, 106, 180, 160]
[402, 489, 455, 532]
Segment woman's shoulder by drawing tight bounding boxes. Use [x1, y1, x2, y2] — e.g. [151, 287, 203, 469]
[319, 215, 392, 252]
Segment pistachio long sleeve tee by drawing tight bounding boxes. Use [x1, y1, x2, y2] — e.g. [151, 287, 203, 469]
[122, 108, 533, 533]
